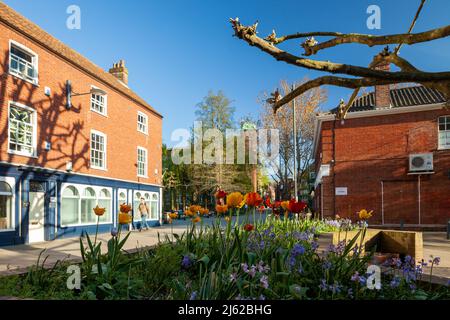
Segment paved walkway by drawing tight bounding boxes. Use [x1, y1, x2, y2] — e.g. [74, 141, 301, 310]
[0, 220, 449, 282]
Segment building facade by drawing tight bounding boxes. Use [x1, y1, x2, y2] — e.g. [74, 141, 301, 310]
[0, 3, 163, 246]
[313, 81, 450, 228]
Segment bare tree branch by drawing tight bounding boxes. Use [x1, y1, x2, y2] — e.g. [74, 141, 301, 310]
[272, 76, 417, 113]
[301, 25, 450, 56]
[230, 19, 450, 83]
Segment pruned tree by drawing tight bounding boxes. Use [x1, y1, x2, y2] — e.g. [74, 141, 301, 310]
[259, 79, 326, 199]
[229, 1, 450, 119]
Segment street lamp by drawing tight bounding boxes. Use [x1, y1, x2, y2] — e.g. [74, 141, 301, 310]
[65, 80, 107, 110]
[291, 84, 298, 201]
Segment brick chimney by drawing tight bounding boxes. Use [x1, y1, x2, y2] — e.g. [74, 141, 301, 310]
[109, 60, 128, 85]
[371, 59, 391, 108]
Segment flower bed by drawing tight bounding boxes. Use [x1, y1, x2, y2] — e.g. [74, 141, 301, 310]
[0, 194, 448, 300]
[0, 217, 447, 299]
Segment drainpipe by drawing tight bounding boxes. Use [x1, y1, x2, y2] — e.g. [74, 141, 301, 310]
[320, 183, 324, 220]
[418, 174, 421, 225]
[381, 181, 384, 225]
[332, 120, 337, 216]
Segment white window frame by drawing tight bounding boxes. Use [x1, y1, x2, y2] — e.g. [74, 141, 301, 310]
[137, 111, 148, 135]
[7, 101, 37, 158]
[8, 40, 39, 85]
[60, 183, 113, 227]
[0, 177, 16, 233]
[133, 190, 159, 221]
[137, 146, 148, 178]
[90, 85, 108, 116]
[90, 130, 107, 170]
[438, 116, 450, 150]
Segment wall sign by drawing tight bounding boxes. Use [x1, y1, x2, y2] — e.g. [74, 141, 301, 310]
[335, 187, 348, 196]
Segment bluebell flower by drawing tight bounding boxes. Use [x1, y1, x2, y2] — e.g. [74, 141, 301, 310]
[390, 276, 401, 288]
[322, 260, 332, 270]
[292, 244, 306, 256]
[319, 279, 328, 291]
[327, 244, 337, 254]
[347, 288, 354, 299]
[351, 272, 360, 282]
[229, 273, 237, 283]
[260, 275, 269, 289]
[181, 254, 194, 269]
[248, 265, 257, 278]
[257, 261, 270, 273]
[241, 263, 249, 273]
[190, 291, 198, 300]
[330, 282, 342, 294]
[110, 227, 118, 237]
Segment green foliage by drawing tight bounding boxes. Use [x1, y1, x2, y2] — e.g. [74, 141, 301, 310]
[0, 215, 448, 300]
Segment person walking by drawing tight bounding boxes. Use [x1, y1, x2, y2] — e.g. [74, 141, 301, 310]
[138, 197, 150, 231]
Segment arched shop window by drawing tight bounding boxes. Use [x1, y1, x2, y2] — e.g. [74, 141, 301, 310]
[61, 186, 79, 225]
[134, 192, 142, 218]
[118, 191, 127, 211]
[145, 192, 151, 209]
[0, 181, 13, 230]
[81, 187, 96, 224]
[151, 193, 159, 220]
[98, 189, 112, 222]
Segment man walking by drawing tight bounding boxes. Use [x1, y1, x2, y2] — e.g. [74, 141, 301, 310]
[138, 197, 150, 231]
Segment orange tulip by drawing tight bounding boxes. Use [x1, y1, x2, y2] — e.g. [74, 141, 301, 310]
[119, 203, 132, 214]
[216, 204, 228, 215]
[93, 205, 106, 216]
[192, 216, 201, 224]
[118, 212, 132, 225]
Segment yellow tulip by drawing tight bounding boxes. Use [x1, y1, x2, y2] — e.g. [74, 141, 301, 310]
[358, 209, 373, 220]
[226, 192, 244, 208]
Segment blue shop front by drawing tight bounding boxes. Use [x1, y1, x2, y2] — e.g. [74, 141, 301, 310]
[0, 163, 162, 246]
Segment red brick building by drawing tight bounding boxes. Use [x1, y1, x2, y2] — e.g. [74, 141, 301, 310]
[313, 78, 450, 228]
[0, 3, 163, 245]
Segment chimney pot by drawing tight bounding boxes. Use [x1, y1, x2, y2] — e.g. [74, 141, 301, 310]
[109, 60, 128, 85]
[371, 55, 391, 108]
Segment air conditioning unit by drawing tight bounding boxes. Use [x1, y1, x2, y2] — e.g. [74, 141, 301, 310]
[409, 153, 433, 172]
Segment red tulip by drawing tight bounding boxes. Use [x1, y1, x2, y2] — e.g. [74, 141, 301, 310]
[246, 192, 263, 207]
[244, 224, 254, 232]
[288, 199, 307, 213]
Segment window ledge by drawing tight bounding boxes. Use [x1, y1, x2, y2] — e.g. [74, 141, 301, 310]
[90, 166, 108, 172]
[8, 70, 39, 87]
[137, 175, 148, 179]
[8, 150, 38, 158]
[0, 229, 15, 233]
[60, 221, 112, 228]
[137, 130, 149, 136]
[90, 109, 108, 118]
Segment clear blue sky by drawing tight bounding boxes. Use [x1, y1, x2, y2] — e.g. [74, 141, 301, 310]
[4, 0, 450, 146]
